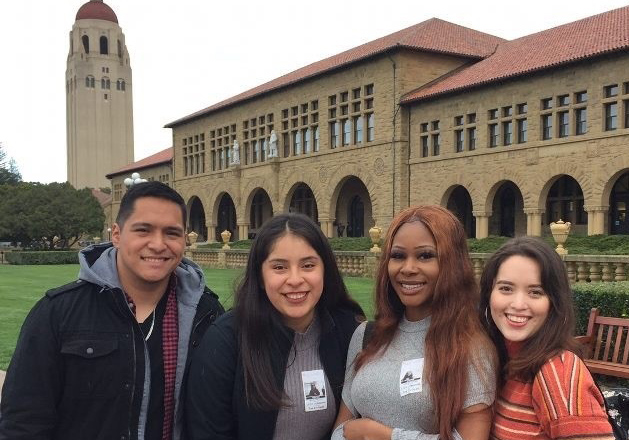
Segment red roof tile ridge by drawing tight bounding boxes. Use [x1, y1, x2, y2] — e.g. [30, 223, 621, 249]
[165, 18, 504, 128]
[106, 147, 173, 178]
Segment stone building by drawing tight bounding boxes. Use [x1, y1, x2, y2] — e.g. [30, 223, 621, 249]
[67, 0, 134, 189]
[115, 7, 629, 242]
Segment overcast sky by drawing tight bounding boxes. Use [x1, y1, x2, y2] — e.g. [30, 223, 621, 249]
[1, 0, 627, 183]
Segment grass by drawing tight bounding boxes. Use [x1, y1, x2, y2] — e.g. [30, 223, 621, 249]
[0, 265, 375, 370]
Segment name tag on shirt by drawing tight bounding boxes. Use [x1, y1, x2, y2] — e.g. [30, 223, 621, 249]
[301, 369, 328, 412]
[399, 358, 423, 397]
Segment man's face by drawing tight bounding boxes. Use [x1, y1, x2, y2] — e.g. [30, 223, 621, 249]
[112, 197, 185, 290]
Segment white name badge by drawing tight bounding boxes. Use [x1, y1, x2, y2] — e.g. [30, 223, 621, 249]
[399, 358, 424, 397]
[301, 369, 328, 412]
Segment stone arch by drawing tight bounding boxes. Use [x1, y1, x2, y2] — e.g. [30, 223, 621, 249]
[328, 175, 373, 237]
[186, 196, 207, 241]
[442, 185, 475, 238]
[481, 171, 530, 213]
[538, 174, 587, 234]
[485, 180, 526, 237]
[284, 182, 319, 222]
[239, 176, 280, 218]
[326, 164, 380, 221]
[532, 162, 591, 210]
[278, 170, 322, 215]
[211, 191, 238, 241]
[606, 169, 629, 234]
[244, 187, 274, 238]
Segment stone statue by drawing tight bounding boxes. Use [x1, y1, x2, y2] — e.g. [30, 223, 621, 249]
[268, 130, 278, 158]
[231, 140, 240, 165]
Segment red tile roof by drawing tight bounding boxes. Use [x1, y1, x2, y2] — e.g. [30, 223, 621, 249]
[76, 0, 118, 24]
[106, 147, 173, 178]
[165, 19, 504, 128]
[402, 6, 629, 103]
[91, 188, 112, 207]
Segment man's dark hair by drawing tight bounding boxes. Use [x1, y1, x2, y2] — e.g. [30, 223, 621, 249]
[115, 181, 187, 229]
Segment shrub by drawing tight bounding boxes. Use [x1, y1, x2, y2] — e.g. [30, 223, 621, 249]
[6, 251, 79, 265]
[328, 237, 372, 251]
[572, 282, 629, 335]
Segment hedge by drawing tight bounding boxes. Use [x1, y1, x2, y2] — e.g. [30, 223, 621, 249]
[572, 282, 629, 335]
[6, 251, 79, 265]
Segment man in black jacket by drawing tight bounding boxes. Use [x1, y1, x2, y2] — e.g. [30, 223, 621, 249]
[0, 181, 223, 440]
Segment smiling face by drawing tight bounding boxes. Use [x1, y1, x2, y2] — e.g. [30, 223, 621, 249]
[112, 196, 185, 294]
[261, 233, 324, 332]
[489, 255, 551, 343]
[387, 221, 439, 321]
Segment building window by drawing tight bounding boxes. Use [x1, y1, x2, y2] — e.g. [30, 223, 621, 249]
[303, 128, 311, 153]
[489, 123, 498, 147]
[330, 121, 338, 148]
[116, 79, 126, 91]
[605, 84, 619, 98]
[365, 84, 374, 95]
[503, 121, 513, 145]
[517, 103, 528, 114]
[421, 136, 428, 157]
[354, 116, 363, 144]
[342, 119, 350, 146]
[575, 91, 587, 103]
[99, 36, 108, 55]
[502, 106, 513, 117]
[314, 126, 320, 151]
[542, 114, 553, 140]
[605, 102, 618, 131]
[558, 94, 570, 106]
[454, 115, 463, 126]
[467, 113, 477, 124]
[517, 119, 527, 143]
[293, 130, 301, 155]
[541, 97, 553, 110]
[488, 108, 498, 120]
[432, 133, 440, 156]
[455, 130, 464, 152]
[85, 75, 95, 88]
[366, 113, 374, 142]
[283, 132, 290, 157]
[82, 35, 90, 53]
[575, 108, 587, 135]
[467, 127, 476, 150]
[101, 77, 110, 89]
[625, 100, 629, 129]
[558, 111, 569, 137]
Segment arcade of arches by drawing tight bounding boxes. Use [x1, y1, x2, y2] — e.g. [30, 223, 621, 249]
[185, 171, 629, 242]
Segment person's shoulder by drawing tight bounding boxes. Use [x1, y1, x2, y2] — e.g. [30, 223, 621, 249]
[536, 350, 591, 388]
[45, 279, 93, 299]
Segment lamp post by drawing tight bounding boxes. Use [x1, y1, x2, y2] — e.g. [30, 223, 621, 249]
[124, 172, 147, 189]
[107, 227, 111, 241]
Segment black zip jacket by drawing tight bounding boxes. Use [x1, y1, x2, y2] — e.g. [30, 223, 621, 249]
[0, 279, 223, 440]
[185, 307, 362, 440]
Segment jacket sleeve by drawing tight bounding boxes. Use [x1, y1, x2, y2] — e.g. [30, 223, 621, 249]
[531, 351, 614, 439]
[185, 318, 238, 440]
[0, 297, 62, 440]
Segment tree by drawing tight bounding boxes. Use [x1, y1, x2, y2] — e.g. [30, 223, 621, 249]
[0, 182, 105, 248]
[0, 143, 22, 185]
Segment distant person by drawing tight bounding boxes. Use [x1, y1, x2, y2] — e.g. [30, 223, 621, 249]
[185, 213, 364, 440]
[479, 237, 613, 439]
[0, 181, 224, 440]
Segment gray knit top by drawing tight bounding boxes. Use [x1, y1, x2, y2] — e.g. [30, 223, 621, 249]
[273, 314, 336, 440]
[331, 317, 496, 440]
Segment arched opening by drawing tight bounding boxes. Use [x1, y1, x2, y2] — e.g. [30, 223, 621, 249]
[333, 176, 373, 237]
[82, 35, 90, 53]
[117, 39, 122, 58]
[216, 194, 237, 241]
[100, 36, 109, 55]
[544, 175, 587, 234]
[489, 182, 525, 237]
[289, 184, 318, 222]
[446, 186, 475, 238]
[249, 189, 273, 238]
[610, 172, 629, 234]
[188, 197, 207, 242]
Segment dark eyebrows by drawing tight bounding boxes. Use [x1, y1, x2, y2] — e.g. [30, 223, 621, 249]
[266, 255, 320, 264]
[495, 279, 543, 289]
[129, 222, 184, 234]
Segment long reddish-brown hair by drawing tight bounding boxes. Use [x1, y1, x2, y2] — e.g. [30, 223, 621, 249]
[355, 205, 496, 440]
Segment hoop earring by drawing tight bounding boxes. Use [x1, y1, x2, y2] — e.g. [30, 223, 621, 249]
[484, 306, 491, 325]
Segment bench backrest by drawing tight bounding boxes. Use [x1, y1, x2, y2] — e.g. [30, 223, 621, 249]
[584, 308, 629, 365]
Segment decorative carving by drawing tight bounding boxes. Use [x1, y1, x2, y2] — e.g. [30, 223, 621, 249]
[374, 158, 384, 176]
[319, 167, 328, 183]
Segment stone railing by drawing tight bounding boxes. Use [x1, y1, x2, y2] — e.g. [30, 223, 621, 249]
[189, 248, 629, 283]
[470, 253, 629, 283]
[188, 248, 379, 277]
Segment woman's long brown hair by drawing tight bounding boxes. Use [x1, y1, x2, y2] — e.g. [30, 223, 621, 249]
[354, 205, 495, 440]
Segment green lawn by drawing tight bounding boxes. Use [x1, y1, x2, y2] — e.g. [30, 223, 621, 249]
[0, 265, 374, 370]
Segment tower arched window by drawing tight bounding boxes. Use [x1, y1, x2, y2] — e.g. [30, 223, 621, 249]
[117, 40, 122, 58]
[85, 75, 95, 88]
[100, 36, 108, 55]
[82, 35, 89, 53]
[116, 79, 126, 91]
[101, 77, 110, 90]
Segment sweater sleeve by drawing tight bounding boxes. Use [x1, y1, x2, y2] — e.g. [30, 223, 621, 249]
[531, 351, 614, 440]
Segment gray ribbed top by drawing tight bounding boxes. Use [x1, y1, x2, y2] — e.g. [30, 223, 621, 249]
[331, 317, 495, 440]
[273, 315, 336, 440]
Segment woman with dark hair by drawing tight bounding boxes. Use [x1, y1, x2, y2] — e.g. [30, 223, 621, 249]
[479, 236, 613, 439]
[185, 213, 364, 440]
[332, 205, 497, 440]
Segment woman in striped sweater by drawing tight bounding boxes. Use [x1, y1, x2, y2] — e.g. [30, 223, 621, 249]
[479, 236, 613, 440]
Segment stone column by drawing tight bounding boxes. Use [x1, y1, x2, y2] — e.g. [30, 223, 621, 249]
[473, 211, 491, 239]
[318, 217, 334, 238]
[205, 221, 217, 242]
[237, 222, 250, 241]
[524, 208, 544, 237]
[584, 205, 608, 235]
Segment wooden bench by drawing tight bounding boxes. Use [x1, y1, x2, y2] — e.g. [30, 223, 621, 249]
[576, 308, 629, 378]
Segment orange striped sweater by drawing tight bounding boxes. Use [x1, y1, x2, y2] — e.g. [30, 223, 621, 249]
[491, 350, 614, 440]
